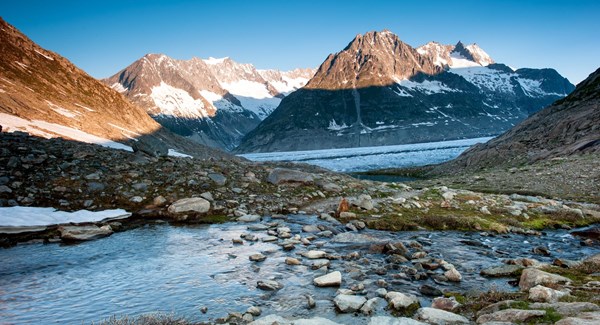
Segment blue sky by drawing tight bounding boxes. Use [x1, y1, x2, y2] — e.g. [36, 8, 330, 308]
[3, 0, 599, 83]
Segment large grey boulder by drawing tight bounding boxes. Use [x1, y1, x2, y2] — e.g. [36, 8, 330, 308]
[132, 135, 168, 157]
[554, 311, 600, 325]
[480, 264, 524, 277]
[415, 307, 470, 324]
[168, 197, 210, 214]
[476, 309, 546, 324]
[59, 225, 113, 241]
[529, 302, 600, 317]
[367, 316, 426, 325]
[267, 168, 314, 185]
[528, 285, 570, 302]
[519, 268, 571, 291]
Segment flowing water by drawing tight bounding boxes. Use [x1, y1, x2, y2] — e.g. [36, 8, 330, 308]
[0, 215, 597, 324]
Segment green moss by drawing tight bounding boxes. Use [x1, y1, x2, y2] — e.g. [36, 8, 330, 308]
[444, 292, 467, 304]
[200, 214, 232, 224]
[533, 308, 562, 324]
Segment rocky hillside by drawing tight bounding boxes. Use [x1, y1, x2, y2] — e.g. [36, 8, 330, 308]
[433, 67, 600, 172]
[236, 30, 574, 153]
[105, 55, 314, 150]
[0, 17, 223, 158]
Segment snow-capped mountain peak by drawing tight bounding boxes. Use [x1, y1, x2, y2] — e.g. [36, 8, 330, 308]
[416, 41, 494, 68]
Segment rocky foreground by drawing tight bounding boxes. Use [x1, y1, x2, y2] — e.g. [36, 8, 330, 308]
[1, 132, 599, 324]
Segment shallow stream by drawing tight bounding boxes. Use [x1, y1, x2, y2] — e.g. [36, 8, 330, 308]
[0, 215, 597, 324]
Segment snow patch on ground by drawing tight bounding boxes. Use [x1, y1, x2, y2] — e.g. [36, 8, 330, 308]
[0, 207, 131, 233]
[448, 53, 481, 68]
[395, 78, 460, 95]
[34, 49, 54, 61]
[0, 113, 133, 152]
[450, 67, 514, 93]
[150, 82, 210, 118]
[46, 101, 80, 118]
[110, 83, 128, 93]
[203, 57, 229, 65]
[74, 103, 95, 112]
[168, 149, 192, 158]
[327, 119, 349, 131]
[221, 80, 272, 99]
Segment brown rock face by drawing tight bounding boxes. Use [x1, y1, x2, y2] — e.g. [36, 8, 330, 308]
[0, 17, 161, 142]
[306, 30, 442, 90]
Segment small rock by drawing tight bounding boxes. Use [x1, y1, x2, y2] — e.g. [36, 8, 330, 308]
[58, 225, 112, 241]
[285, 257, 301, 265]
[420, 284, 442, 296]
[480, 264, 524, 277]
[256, 280, 283, 291]
[444, 268, 462, 282]
[333, 294, 366, 313]
[367, 316, 426, 325]
[246, 306, 261, 316]
[153, 195, 167, 206]
[431, 297, 461, 312]
[302, 250, 327, 259]
[208, 173, 227, 186]
[306, 295, 316, 309]
[238, 214, 261, 222]
[385, 292, 420, 313]
[267, 168, 314, 185]
[249, 253, 266, 262]
[313, 271, 341, 287]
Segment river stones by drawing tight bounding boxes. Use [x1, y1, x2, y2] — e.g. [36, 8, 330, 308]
[555, 311, 600, 325]
[352, 194, 374, 210]
[301, 250, 327, 259]
[519, 268, 571, 291]
[528, 285, 570, 302]
[367, 316, 427, 325]
[385, 292, 420, 313]
[419, 284, 442, 296]
[431, 297, 461, 312]
[167, 197, 210, 214]
[415, 307, 470, 324]
[529, 302, 600, 317]
[249, 253, 266, 262]
[238, 214, 261, 222]
[481, 264, 524, 277]
[58, 225, 113, 241]
[360, 297, 385, 315]
[333, 294, 366, 313]
[285, 257, 301, 265]
[444, 267, 462, 282]
[313, 271, 341, 287]
[257, 280, 283, 291]
[261, 236, 278, 242]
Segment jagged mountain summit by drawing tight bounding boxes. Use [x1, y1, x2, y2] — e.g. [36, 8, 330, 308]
[236, 30, 574, 153]
[0, 17, 226, 159]
[434, 66, 600, 172]
[105, 55, 314, 150]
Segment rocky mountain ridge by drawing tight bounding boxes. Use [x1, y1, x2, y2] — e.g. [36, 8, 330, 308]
[105, 55, 314, 150]
[0, 17, 228, 158]
[433, 66, 600, 172]
[237, 30, 574, 153]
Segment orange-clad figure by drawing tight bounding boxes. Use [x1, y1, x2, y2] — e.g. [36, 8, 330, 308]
[337, 197, 349, 216]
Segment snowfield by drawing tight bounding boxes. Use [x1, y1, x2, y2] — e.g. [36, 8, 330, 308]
[0, 113, 133, 152]
[0, 207, 131, 233]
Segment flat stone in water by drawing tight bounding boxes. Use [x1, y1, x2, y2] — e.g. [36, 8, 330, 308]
[313, 271, 341, 287]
